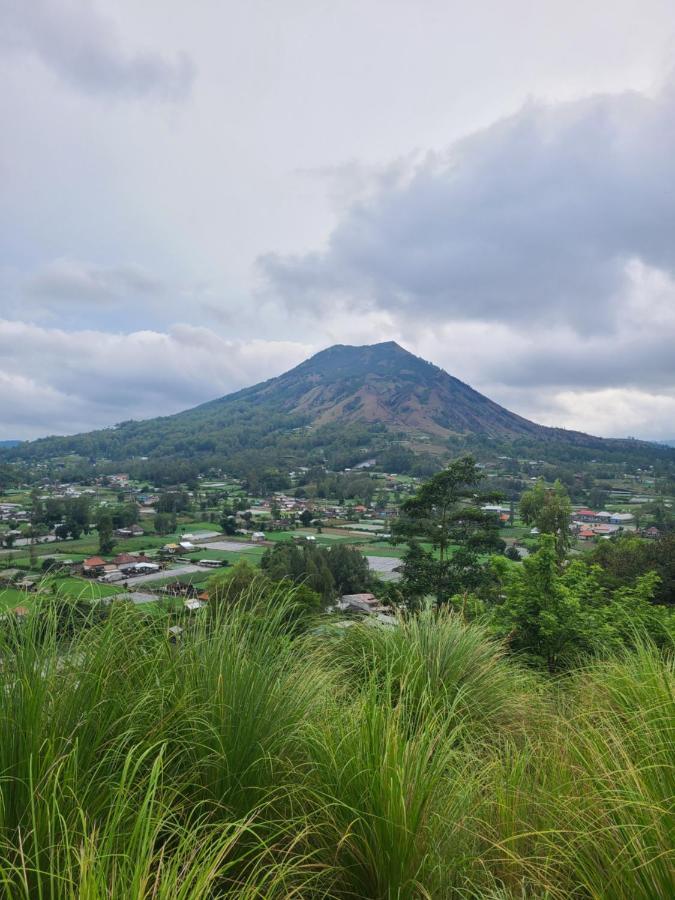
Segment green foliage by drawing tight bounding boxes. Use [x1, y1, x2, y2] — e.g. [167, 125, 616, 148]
[519, 477, 572, 559]
[0, 592, 672, 896]
[491, 535, 673, 671]
[154, 511, 176, 535]
[589, 532, 675, 605]
[95, 510, 115, 555]
[395, 455, 503, 605]
[260, 540, 371, 601]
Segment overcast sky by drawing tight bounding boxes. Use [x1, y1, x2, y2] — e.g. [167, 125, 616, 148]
[2, 0, 675, 441]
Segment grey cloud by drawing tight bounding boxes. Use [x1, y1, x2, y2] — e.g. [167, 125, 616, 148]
[0, 319, 310, 439]
[0, 0, 195, 101]
[26, 259, 165, 304]
[489, 333, 675, 392]
[261, 83, 675, 333]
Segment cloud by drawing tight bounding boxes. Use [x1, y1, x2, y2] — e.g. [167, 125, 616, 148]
[0, 0, 195, 101]
[261, 82, 675, 334]
[0, 319, 311, 439]
[26, 258, 165, 304]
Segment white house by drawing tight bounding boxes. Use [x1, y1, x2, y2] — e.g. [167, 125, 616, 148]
[610, 513, 634, 525]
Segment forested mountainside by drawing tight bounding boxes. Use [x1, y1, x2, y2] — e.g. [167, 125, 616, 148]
[2, 342, 672, 485]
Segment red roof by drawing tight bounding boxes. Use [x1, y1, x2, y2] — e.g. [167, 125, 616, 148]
[114, 553, 137, 564]
[83, 556, 106, 567]
[575, 509, 596, 516]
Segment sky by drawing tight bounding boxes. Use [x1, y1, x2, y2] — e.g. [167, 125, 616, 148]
[2, 0, 675, 442]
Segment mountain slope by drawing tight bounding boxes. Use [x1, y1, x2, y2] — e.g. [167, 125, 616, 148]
[2, 342, 664, 475]
[194, 341, 543, 439]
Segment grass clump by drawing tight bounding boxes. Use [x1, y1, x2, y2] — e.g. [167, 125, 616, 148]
[0, 591, 672, 897]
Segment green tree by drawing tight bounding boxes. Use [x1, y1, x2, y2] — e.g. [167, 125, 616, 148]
[154, 512, 176, 535]
[519, 478, 572, 560]
[394, 456, 502, 606]
[491, 535, 670, 672]
[96, 512, 115, 555]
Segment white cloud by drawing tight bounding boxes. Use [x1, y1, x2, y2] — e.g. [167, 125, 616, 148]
[0, 319, 311, 439]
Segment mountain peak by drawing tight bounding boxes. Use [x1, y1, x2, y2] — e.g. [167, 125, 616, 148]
[293, 341, 437, 381]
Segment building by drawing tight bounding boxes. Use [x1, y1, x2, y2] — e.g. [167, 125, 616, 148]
[337, 593, 387, 615]
[610, 513, 635, 526]
[82, 556, 107, 576]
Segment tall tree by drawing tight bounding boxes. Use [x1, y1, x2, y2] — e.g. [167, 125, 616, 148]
[520, 478, 572, 560]
[394, 456, 502, 607]
[96, 512, 115, 555]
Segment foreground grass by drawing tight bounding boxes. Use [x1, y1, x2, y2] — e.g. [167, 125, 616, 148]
[0, 596, 672, 898]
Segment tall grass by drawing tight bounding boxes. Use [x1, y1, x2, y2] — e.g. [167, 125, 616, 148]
[0, 591, 672, 897]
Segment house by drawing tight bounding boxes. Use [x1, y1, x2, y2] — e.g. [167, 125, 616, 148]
[578, 529, 596, 541]
[114, 553, 137, 566]
[118, 561, 160, 575]
[82, 556, 107, 576]
[0, 568, 20, 585]
[610, 513, 634, 526]
[164, 581, 199, 598]
[644, 526, 661, 539]
[161, 543, 181, 555]
[251, 531, 266, 543]
[15, 578, 38, 592]
[114, 524, 144, 538]
[574, 509, 597, 523]
[337, 593, 387, 615]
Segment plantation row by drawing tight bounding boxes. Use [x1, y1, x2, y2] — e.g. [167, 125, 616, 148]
[0, 592, 672, 898]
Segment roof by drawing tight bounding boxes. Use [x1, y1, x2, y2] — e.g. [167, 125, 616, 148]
[83, 556, 106, 567]
[114, 553, 137, 564]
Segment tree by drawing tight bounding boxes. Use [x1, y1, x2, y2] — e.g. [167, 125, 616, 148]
[589, 533, 675, 606]
[519, 479, 572, 560]
[299, 509, 313, 528]
[220, 507, 237, 535]
[96, 512, 115, 555]
[207, 559, 269, 607]
[491, 535, 670, 673]
[154, 512, 176, 536]
[394, 456, 502, 606]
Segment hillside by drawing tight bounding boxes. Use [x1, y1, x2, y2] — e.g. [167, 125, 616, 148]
[2, 342, 670, 479]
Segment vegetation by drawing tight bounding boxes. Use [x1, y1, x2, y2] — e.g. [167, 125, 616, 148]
[0, 595, 672, 897]
[394, 456, 503, 607]
[520, 477, 572, 559]
[3, 342, 674, 489]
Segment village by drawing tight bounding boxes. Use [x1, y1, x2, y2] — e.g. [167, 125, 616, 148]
[1, 452, 671, 623]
